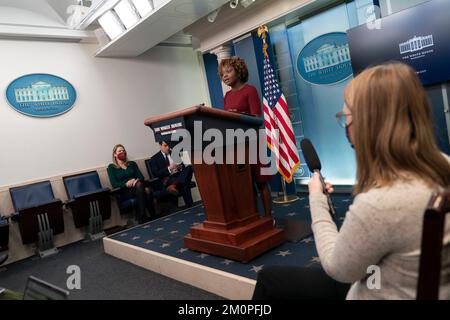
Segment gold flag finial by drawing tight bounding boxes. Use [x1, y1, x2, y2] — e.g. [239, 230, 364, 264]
[257, 25, 269, 58]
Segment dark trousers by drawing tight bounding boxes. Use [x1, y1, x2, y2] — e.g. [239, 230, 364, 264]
[252, 266, 351, 300]
[124, 180, 155, 223]
[165, 165, 194, 207]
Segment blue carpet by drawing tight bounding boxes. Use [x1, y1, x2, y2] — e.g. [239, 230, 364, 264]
[108, 193, 352, 280]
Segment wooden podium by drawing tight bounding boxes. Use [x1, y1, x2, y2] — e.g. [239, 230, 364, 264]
[144, 106, 284, 262]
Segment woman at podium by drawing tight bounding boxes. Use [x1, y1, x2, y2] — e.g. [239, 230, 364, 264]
[107, 144, 155, 223]
[219, 56, 273, 218]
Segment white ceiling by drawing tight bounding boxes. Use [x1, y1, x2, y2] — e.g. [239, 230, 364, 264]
[0, 0, 97, 42]
[95, 0, 229, 57]
[0, 0, 77, 27]
[1, 0, 283, 55]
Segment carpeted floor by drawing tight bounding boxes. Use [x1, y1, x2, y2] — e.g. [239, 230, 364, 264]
[108, 193, 352, 280]
[0, 236, 222, 300]
[0, 193, 352, 300]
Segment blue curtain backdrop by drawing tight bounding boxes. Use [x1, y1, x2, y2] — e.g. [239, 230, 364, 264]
[203, 53, 224, 109]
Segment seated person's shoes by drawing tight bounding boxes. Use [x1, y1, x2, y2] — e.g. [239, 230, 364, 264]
[183, 202, 194, 210]
[166, 184, 179, 195]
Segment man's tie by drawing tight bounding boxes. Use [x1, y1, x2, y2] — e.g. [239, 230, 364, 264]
[165, 154, 170, 167]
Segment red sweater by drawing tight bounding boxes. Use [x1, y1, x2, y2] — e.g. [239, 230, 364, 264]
[223, 84, 262, 116]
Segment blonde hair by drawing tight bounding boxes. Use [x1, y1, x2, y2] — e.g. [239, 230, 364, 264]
[344, 63, 450, 194]
[112, 144, 128, 168]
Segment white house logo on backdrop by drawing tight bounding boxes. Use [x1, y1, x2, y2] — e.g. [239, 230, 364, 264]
[399, 35, 434, 54]
[303, 43, 351, 73]
[6, 74, 76, 118]
[297, 32, 353, 85]
[14, 81, 69, 103]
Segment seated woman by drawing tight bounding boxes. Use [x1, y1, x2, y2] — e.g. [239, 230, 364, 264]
[107, 144, 155, 224]
[253, 63, 450, 300]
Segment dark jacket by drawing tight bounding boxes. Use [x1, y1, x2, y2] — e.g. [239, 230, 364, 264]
[149, 151, 185, 179]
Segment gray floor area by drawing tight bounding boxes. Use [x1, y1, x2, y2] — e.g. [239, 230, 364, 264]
[0, 238, 222, 300]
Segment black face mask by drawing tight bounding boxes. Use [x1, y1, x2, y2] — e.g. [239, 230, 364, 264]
[345, 123, 354, 149]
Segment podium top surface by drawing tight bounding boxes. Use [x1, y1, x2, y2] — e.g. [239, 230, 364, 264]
[144, 106, 263, 127]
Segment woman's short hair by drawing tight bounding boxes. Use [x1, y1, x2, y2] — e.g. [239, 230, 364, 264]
[345, 62, 450, 194]
[218, 56, 249, 83]
[112, 144, 127, 168]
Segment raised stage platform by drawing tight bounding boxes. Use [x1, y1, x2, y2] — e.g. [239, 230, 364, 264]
[103, 194, 351, 299]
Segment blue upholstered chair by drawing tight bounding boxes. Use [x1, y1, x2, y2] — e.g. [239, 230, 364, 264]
[9, 181, 64, 257]
[63, 171, 111, 239]
[23, 276, 69, 300]
[110, 187, 138, 215]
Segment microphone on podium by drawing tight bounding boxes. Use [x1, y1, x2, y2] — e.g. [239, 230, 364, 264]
[300, 138, 337, 220]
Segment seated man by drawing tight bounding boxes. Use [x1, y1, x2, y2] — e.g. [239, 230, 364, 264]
[150, 141, 194, 208]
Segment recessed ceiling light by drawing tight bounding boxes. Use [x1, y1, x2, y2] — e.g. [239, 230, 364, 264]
[130, 0, 153, 17]
[114, 0, 140, 29]
[240, 0, 256, 8]
[98, 10, 125, 40]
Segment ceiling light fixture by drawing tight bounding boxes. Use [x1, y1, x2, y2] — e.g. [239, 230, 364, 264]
[71, 0, 109, 30]
[98, 10, 125, 40]
[131, 0, 154, 17]
[229, 0, 239, 9]
[230, 0, 256, 9]
[114, 0, 140, 29]
[207, 8, 221, 23]
[66, 1, 92, 29]
[240, 0, 256, 8]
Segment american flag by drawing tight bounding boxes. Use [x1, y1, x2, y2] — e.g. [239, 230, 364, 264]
[263, 55, 300, 183]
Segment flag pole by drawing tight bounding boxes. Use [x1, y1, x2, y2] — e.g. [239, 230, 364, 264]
[273, 174, 300, 204]
[258, 25, 299, 205]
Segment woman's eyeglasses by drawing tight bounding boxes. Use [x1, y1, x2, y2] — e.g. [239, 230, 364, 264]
[335, 111, 352, 128]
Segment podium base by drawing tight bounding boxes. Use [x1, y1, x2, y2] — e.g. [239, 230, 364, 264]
[184, 217, 285, 262]
[273, 195, 300, 204]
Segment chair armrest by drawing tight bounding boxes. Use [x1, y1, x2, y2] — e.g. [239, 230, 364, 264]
[110, 187, 122, 195]
[66, 188, 111, 206]
[15, 199, 62, 213]
[4, 212, 19, 222]
[145, 178, 160, 187]
[74, 188, 111, 199]
[32, 199, 63, 209]
[0, 252, 8, 266]
[63, 199, 75, 207]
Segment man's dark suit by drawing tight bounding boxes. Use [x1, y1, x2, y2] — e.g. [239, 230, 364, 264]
[149, 151, 194, 207]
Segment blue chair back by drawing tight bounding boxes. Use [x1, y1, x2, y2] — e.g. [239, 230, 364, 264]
[63, 171, 103, 200]
[10, 181, 55, 212]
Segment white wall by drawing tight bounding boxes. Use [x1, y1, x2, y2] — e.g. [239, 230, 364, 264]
[0, 40, 208, 188]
